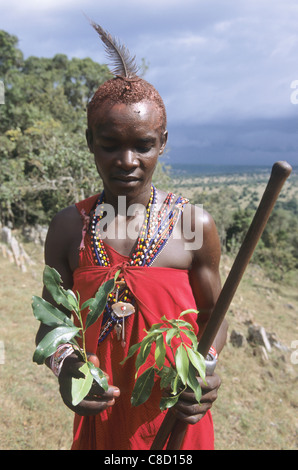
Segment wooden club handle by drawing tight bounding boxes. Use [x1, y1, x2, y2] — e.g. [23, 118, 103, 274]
[151, 161, 292, 451]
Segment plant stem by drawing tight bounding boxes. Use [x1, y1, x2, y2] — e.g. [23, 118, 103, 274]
[76, 308, 87, 363]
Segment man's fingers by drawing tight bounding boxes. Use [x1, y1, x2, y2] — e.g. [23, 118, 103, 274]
[87, 353, 100, 368]
[177, 373, 221, 402]
[88, 382, 120, 399]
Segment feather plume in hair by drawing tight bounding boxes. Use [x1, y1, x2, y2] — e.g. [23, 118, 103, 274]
[88, 18, 139, 79]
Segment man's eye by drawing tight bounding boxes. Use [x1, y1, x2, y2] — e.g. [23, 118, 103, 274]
[102, 145, 118, 152]
[136, 146, 152, 153]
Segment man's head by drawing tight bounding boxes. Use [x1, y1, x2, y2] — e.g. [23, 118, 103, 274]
[87, 76, 167, 135]
[86, 84, 168, 201]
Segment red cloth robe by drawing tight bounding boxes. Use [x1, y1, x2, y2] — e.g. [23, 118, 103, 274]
[71, 194, 214, 450]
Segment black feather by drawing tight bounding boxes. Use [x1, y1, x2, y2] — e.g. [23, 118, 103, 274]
[88, 18, 139, 78]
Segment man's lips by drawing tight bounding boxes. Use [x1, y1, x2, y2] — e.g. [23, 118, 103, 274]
[112, 175, 141, 182]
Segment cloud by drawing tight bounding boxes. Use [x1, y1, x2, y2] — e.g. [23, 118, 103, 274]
[2, 0, 298, 166]
[148, 8, 298, 125]
[3, 0, 85, 12]
[1, 0, 298, 164]
[167, 116, 298, 166]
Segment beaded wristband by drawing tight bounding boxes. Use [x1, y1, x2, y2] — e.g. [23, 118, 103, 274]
[50, 343, 74, 377]
[207, 346, 218, 360]
[205, 346, 218, 375]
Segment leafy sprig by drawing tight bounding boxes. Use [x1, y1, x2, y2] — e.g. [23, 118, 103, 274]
[32, 265, 119, 406]
[121, 310, 206, 410]
[33, 267, 206, 411]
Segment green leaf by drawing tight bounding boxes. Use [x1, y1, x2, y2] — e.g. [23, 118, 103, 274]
[43, 265, 76, 312]
[87, 361, 108, 391]
[186, 346, 206, 383]
[85, 277, 116, 330]
[120, 341, 142, 365]
[160, 315, 176, 326]
[71, 362, 93, 406]
[80, 298, 94, 311]
[159, 394, 179, 411]
[135, 336, 155, 374]
[175, 344, 189, 385]
[143, 327, 168, 337]
[180, 329, 198, 349]
[165, 327, 179, 346]
[160, 315, 175, 325]
[175, 319, 194, 329]
[32, 295, 73, 328]
[64, 289, 79, 310]
[131, 366, 155, 407]
[155, 334, 166, 369]
[186, 362, 202, 404]
[171, 371, 182, 395]
[179, 309, 198, 317]
[157, 366, 176, 390]
[32, 325, 80, 364]
[147, 322, 165, 332]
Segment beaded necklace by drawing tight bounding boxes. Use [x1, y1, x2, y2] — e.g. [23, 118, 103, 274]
[90, 185, 188, 345]
[91, 185, 156, 267]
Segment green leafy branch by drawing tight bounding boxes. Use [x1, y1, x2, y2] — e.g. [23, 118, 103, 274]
[32, 265, 119, 406]
[121, 310, 207, 411]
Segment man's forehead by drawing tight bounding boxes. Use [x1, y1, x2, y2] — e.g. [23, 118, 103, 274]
[91, 100, 163, 128]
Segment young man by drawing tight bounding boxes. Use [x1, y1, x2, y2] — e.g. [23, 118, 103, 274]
[35, 29, 228, 450]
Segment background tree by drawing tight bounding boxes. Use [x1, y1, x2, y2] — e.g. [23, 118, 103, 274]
[0, 31, 170, 227]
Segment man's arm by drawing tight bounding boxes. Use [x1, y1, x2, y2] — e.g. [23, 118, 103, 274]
[35, 206, 78, 346]
[35, 205, 120, 416]
[188, 207, 228, 352]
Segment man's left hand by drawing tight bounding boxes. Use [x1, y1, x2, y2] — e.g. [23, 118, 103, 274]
[171, 373, 221, 424]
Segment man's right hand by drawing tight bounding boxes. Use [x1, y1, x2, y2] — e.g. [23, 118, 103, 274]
[58, 353, 120, 416]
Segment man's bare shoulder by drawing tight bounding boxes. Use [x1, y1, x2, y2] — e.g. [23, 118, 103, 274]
[182, 202, 218, 237]
[46, 204, 82, 244]
[181, 202, 221, 262]
[49, 204, 81, 227]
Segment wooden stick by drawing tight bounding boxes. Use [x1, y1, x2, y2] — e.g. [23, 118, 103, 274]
[150, 411, 176, 450]
[151, 161, 292, 450]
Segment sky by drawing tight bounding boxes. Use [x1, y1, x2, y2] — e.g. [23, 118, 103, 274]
[1, 0, 298, 167]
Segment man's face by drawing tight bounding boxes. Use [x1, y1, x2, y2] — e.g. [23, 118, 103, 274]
[86, 100, 167, 200]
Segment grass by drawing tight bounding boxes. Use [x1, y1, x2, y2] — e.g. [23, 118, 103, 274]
[0, 241, 297, 450]
[0, 246, 73, 450]
[212, 256, 298, 450]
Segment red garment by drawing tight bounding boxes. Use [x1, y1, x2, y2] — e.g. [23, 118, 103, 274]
[71, 194, 214, 450]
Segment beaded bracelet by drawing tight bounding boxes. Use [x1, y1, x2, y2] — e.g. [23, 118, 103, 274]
[50, 343, 75, 377]
[207, 346, 218, 361]
[205, 346, 218, 376]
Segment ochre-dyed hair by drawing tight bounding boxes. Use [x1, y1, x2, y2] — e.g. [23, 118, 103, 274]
[87, 76, 167, 133]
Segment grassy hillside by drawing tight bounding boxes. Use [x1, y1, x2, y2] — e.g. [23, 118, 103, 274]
[0, 239, 297, 450]
[0, 246, 73, 450]
[213, 255, 297, 450]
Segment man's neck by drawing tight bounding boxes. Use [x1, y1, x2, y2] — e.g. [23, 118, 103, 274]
[102, 185, 153, 215]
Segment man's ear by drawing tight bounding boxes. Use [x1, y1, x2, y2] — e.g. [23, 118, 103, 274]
[159, 130, 168, 155]
[86, 128, 94, 153]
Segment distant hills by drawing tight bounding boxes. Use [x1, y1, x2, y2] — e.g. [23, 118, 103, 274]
[168, 163, 273, 176]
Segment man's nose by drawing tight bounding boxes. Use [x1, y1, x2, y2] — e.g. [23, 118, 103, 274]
[117, 149, 138, 170]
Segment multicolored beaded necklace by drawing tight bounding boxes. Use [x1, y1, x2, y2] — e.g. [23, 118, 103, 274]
[90, 185, 188, 345]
